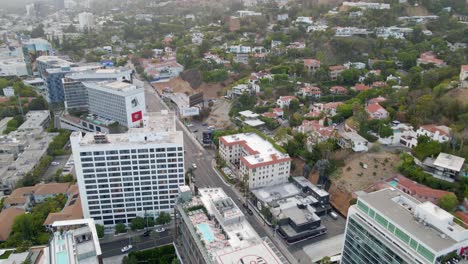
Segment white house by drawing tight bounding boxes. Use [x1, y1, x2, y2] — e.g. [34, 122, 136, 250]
[295, 17, 314, 25]
[276, 96, 298, 108]
[338, 131, 369, 152]
[416, 124, 451, 143]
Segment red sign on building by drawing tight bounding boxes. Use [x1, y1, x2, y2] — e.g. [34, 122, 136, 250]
[131, 111, 142, 122]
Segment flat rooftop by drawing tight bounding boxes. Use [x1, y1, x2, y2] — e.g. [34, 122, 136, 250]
[220, 133, 290, 167]
[292, 176, 329, 197]
[17, 110, 49, 131]
[72, 111, 182, 146]
[341, 131, 368, 143]
[358, 188, 465, 252]
[65, 67, 132, 80]
[180, 188, 287, 264]
[84, 80, 141, 94]
[433, 153, 465, 172]
[252, 183, 301, 203]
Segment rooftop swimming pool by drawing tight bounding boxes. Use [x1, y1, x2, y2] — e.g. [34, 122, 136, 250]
[197, 223, 215, 243]
[389, 180, 398, 188]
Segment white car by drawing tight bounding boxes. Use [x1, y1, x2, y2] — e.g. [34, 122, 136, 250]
[192, 163, 197, 169]
[155, 227, 165, 233]
[121, 245, 133, 253]
[51, 162, 60, 166]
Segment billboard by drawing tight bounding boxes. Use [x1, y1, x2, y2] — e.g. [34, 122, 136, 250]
[131, 111, 143, 122]
[189, 92, 204, 107]
[181, 107, 199, 117]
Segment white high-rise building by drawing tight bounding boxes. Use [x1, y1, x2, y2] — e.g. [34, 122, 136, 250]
[78, 12, 95, 31]
[62, 68, 133, 111]
[219, 133, 291, 189]
[71, 111, 185, 227]
[84, 80, 146, 128]
[342, 188, 468, 264]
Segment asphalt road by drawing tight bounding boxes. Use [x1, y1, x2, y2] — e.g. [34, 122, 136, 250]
[144, 85, 311, 262]
[100, 229, 172, 258]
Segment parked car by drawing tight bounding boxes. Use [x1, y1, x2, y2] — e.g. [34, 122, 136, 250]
[51, 162, 60, 166]
[121, 245, 133, 253]
[247, 208, 253, 215]
[330, 211, 339, 220]
[192, 163, 197, 169]
[155, 227, 165, 233]
[142, 230, 151, 237]
[202, 123, 208, 126]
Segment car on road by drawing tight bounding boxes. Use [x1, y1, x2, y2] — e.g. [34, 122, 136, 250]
[247, 209, 253, 216]
[193, 129, 199, 133]
[202, 123, 208, 126]
[155, 227, 165, 233]
[142, 230, 151, 237]
[187, 124, 194, 127]
[51, 162, 60, 166]
[330, 211, 339, 220]
[121, 245, 133, 253]
[192, 163, 197, 169]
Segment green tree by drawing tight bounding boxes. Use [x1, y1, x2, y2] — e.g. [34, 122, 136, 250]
[288, 99, 300, 113]
[438, 194, 458, 212]
[413, 136, 442, 160]
[130, 217, 146, 231]
[122, 255, 138, 264]
[96, 224, 105, 238]
[115, 223, 127, 234]
[319, 256, 332, 264]
[156, 212, 171, 225]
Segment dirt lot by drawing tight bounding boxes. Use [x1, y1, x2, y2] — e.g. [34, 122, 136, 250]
[205, 99, 232, 129]
[152, 77, 233, 99]
[309, 151, 400, 216]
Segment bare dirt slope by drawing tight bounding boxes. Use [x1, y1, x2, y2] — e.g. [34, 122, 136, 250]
[310, 151, 400, 216]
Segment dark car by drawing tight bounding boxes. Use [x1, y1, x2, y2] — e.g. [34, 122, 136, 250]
[247, 209, 254, 215]
[142, 230, 151, 237]
[202, 123, 208, 126]
[242, 203, 248, 209]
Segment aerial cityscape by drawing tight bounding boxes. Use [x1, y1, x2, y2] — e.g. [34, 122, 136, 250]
[0, 0, 467, 263]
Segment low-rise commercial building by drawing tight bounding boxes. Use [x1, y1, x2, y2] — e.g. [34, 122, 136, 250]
[251, 176, 331, 244]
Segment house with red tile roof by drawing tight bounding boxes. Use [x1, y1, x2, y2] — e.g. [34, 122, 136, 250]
[312, 102, 344, 117]
[303, 59, 321, 72]
[43, 185, 83, 226]
[329, 65, 347, 80]
[276, 96, 298, 108]
[272, 108, 284, 117]
[371, 81, 387, 88]
[353, 83, 370, 91]
[297, 120, 336, 143]
[0, 207, 25, 241]
[366, 103, 389, 120]
[389, 175, 455, 204]
[416, 124, 451, 143]
[298, 85, 321, 98]
[416, 51, 446, 67]
[330, 86, 347, 94]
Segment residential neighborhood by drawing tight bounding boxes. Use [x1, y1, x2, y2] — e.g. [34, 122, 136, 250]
[0, 0, 467, 263]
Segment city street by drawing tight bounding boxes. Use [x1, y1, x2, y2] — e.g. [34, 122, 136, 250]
[144, 85, 311, 263]
[100, 228, 172, 258]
